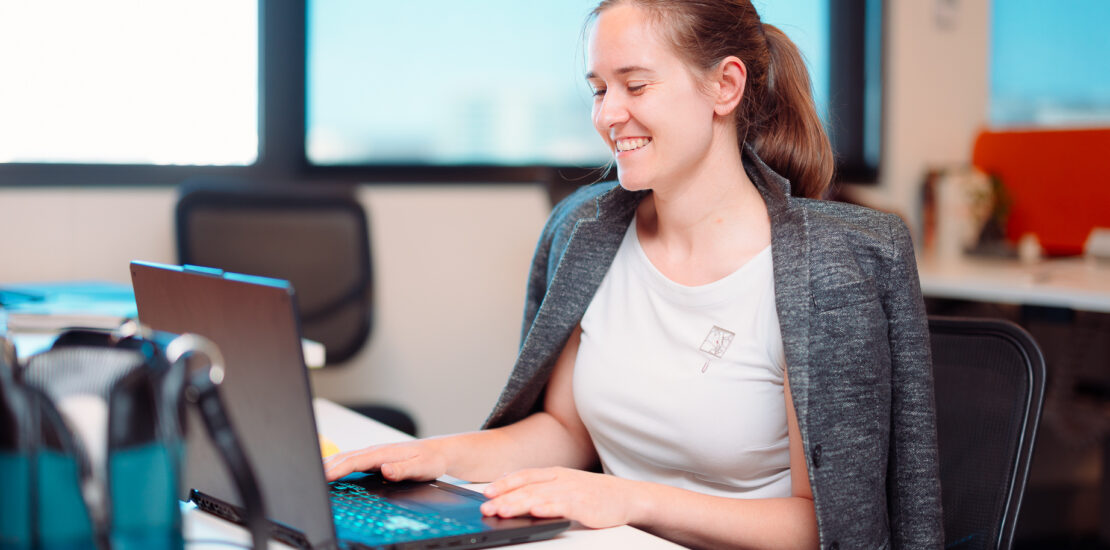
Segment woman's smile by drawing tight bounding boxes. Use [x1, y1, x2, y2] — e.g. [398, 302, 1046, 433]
[615, 137, 652, 153]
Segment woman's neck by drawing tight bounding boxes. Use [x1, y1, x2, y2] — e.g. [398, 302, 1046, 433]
[638, 142, 764, 246]
[634, 137, 772, 286]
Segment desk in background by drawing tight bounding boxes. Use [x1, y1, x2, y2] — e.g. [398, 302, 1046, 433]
[0, 280, 325, 367]
[184, 399, 684, 549]
[917, 255, 1110, 313]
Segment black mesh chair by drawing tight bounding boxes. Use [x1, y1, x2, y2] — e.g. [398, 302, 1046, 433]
[929, 316, 1046, 550]
[175, 179, 416, 435]
[177, 179, 373, 364]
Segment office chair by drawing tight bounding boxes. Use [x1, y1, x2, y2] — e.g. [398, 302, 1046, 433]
[929, 316, 1046, 550]
[175, 179, 416, 435]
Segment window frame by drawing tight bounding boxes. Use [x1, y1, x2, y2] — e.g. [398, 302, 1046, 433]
[300, 0, 883, 186]
[0, 0, 881, 187]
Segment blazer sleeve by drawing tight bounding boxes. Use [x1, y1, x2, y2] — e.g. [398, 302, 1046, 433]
[882, 216, 944, 548]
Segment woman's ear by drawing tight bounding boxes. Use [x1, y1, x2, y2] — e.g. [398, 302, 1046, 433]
[713, 56, 747, 116]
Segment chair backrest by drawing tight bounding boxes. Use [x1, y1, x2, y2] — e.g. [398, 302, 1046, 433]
[175, 179, 372, 365]
[929, 316, 1046, 550]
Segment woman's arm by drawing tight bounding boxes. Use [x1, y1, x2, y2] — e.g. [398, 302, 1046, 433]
[882, 216, 944, 547]
[482, 363, 820, 550]
[323, 327, 597, 483]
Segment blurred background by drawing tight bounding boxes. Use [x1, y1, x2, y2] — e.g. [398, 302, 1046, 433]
[1, 1, 1108, 546]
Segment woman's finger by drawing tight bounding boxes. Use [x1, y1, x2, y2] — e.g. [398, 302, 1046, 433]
[484, 467, 559, 498]
[482, 489, 545, 518]
[323, 445, 417, 481]
[323, 451, 379, 481]
[528, 499, 567, 519]
[380, 453, 443, 482]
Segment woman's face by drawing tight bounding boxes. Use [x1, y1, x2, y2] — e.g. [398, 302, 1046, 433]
[587, 4, 719, 192]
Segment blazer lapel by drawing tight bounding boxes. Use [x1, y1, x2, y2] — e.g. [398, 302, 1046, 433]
[744, 146, 813, 430]
[487, 186, 641, 426]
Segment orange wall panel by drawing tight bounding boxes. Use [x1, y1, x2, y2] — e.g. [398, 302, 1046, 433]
[971, 128, 1110, 256]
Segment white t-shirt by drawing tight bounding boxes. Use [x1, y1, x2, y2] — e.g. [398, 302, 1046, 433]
[573, 218, 791, 499]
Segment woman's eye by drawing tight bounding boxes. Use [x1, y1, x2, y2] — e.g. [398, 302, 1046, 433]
[628, 84, 646, 94]
[591, 88, 607, 97]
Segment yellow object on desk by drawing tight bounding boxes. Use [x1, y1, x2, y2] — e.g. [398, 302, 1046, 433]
[319, 434, 340, 458]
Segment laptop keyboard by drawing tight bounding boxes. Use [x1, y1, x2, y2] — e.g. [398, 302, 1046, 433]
[330, 481, 481, 546]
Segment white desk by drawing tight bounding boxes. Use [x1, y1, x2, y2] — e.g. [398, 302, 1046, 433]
[917, 254, 1110, 313]
[183, 399, 684, 549]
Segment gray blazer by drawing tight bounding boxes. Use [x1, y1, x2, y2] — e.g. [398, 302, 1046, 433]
[484, 146, 944, 549]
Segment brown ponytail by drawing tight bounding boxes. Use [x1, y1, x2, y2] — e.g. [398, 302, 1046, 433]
[590, 1, 835, 199]
[754, 24, 834, 199]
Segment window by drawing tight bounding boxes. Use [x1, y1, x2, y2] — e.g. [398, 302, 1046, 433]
[307, 0, 607, 169]
[990, 0, 1110, 128]
[306, 0, 881, 182]
[0, 0, 258, 166]
[2, 1, 882, 185]
[757, 0, 830, 121]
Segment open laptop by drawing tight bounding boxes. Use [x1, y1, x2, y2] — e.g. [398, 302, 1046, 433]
[129, 260, 569, 550]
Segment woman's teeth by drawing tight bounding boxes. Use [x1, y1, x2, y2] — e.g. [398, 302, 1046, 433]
[616, 138, 651, 152]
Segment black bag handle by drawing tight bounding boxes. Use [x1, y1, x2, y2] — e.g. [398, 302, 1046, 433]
[166, 334, 268, 550]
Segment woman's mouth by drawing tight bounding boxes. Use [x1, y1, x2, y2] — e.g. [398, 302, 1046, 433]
[615, 137, 652, 153]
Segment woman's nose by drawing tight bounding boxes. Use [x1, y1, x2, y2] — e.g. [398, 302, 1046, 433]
[594, 93, 629, 130]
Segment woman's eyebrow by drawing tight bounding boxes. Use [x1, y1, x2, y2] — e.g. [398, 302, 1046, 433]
[585, 65, 655, 79]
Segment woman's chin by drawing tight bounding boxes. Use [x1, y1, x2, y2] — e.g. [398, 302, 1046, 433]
[616, 170, 652, 192]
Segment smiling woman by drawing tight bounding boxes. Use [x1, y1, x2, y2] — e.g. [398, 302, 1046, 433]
[325, 1, 941, 549]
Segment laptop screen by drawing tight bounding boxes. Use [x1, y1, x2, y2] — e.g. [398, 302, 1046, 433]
[131, 261, 338, 548]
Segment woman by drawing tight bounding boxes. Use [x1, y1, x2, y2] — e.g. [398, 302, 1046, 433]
[326, 1, 943, 548]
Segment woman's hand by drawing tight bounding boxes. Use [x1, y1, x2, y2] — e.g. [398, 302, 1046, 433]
[480, 467, 645, 529]
[323, 439, 448, 482]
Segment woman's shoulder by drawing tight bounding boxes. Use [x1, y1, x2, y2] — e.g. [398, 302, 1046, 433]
[550, 180, 623, 219]
[790, 197, 915, 266]
[797, 196, 902, 228]
[524, 181, 619, 264]
[539, 180, 626, 239]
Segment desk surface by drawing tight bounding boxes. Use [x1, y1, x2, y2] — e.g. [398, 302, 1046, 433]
[917, 254, 1110, 313]
[183, 398, 683, 549]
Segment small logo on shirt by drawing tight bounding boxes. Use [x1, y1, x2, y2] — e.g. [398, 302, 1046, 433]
[699, 325, 735, 373]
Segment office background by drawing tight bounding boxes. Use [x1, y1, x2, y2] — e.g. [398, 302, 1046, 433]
[6, 1, 1110, 546]
[0, 0, 1003, 436]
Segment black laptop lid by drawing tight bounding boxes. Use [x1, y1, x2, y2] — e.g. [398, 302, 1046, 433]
[130, 261, 339, 548]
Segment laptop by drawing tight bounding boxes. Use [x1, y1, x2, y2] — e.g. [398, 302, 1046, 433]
[129, 260, 570, 549]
